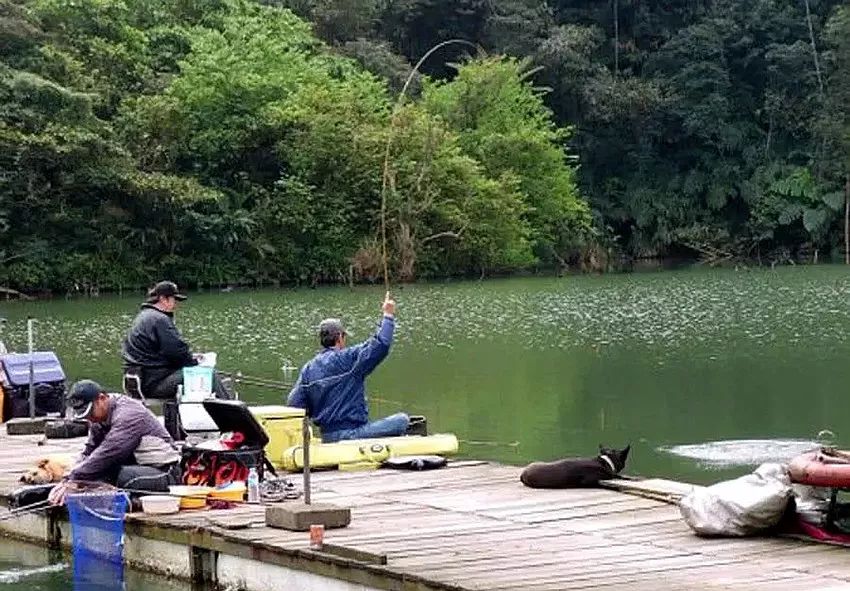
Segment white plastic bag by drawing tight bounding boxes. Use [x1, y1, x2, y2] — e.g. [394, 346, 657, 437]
[679, 463, 793, 536]
[793, 483, 832, 526]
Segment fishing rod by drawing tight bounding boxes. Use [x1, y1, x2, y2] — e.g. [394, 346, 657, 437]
[218, 370, 289, 390]
[379, 38, 480, 291]
[459, 439, 521, 450]
[0, 499, 52, 522]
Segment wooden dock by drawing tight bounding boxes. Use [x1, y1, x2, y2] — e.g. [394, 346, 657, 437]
[0, 431, 848, 591]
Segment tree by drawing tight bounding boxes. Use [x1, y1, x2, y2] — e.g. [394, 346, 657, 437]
[423, 57, 590, 266]
[820, 6, 850, 262]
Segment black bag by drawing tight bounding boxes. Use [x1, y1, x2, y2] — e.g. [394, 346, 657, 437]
[180, 399, 276, 486]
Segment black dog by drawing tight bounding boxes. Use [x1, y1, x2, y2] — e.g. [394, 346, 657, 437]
[519, 444, 631, 489]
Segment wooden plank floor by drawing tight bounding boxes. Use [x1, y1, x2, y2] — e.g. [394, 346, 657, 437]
[1, 431, 849, 590]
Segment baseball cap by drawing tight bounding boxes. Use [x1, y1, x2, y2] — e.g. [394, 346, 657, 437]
[146, 281, 187, 303]
[67, 379, 105, 420]
[319, 318, 349, 343]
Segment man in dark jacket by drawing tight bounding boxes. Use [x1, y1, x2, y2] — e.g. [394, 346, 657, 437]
[287, 292, 409, 442]
[122, 281, 230, 400]
[48, 380, 182, 505]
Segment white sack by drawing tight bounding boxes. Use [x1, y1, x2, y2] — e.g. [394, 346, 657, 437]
[679, 463, 793, 536]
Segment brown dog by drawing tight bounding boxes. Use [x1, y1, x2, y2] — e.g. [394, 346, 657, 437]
[20, 454, 75, 484]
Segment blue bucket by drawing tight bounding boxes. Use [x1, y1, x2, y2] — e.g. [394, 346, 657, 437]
[67, 491, 129, 590]
[66, 491, 129, 563]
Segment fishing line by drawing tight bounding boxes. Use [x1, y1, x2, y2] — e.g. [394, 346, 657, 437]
[369, 395, 433, 413]
[379, 38, 480, 291]
[459, 439, 521, 451]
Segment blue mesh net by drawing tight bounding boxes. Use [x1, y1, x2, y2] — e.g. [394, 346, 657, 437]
[66, 492, 129, 591]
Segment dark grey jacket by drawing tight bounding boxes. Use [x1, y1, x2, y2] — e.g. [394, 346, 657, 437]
[69, 395, 180, 482]
[122, 304, 197, 371]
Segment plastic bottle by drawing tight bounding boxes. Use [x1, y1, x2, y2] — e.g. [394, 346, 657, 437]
[247, 467, 260, 504]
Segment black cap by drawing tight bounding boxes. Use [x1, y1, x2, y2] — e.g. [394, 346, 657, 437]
[319, 318, 349, 345]
[146, 281, 187, 303]
[68, 379, 106, 420]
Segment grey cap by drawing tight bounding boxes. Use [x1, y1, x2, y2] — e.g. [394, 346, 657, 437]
[319, 318, 349, 344]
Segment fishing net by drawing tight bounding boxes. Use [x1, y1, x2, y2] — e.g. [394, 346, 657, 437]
[66, 491, 129, 591]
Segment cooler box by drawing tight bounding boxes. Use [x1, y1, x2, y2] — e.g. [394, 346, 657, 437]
[249, 405, 314, 469]
[0, 352, 66, 419]
[181, 399, 271, 487]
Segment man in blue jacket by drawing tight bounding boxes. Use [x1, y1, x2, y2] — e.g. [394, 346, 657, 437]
[287, 292, 409, 442]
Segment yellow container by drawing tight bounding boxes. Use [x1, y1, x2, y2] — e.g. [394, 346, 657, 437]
[250, 405, 316, 469]
[169, 485, 212, 510]
[281, 433, 459, 471]
[209, 482, 246, 502]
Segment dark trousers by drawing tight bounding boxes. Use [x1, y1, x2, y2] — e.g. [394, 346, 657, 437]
[108, 463, 181, 493]
[143, 368, 233, 440]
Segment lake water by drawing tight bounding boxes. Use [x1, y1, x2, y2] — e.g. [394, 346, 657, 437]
[2, 266, 848, 484]
[0, 537, 189, 590]
[2, 266, 849, 589]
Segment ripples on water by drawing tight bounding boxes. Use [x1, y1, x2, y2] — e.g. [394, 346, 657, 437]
[659, 439, 823, 469]
[0, 563, 66, 585]
[5, 267, 850, 368]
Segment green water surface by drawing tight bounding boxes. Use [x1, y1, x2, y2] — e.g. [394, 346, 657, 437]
[1, 266, 848, 485]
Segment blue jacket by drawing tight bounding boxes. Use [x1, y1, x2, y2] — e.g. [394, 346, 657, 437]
[287, 315, 394, 434]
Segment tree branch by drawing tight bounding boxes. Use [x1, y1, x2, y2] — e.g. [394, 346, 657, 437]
[421, 227, 466, 243]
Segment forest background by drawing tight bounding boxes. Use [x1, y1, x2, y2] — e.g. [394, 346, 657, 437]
[2, 0, 849, 292]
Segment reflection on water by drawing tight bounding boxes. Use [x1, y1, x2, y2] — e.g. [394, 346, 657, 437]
[0, 538, 190, 591]
[73, 553, 125, 591]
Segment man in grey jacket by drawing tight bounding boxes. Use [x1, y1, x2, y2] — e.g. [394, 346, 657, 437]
[48, 380, 182, 505]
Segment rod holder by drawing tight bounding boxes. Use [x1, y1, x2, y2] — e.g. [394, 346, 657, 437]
[27, 318, 35, 419]
[302, 415, 311, 505]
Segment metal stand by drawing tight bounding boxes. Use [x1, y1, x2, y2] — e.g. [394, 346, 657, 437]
[264, 415, 351, 532]
[27, 318, 35, 419]
[0, 317, 8, 355]
[6, 318, 49, 435]
[303, 415, 311, 505]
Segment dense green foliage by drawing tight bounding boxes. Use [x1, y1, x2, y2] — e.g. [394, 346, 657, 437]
[285, 0, 850, 266]
[2, 0, 850, 292]
[0, 0, 587, 292]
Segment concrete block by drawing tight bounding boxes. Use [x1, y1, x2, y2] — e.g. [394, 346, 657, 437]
[6, 417, 49, 435]
[265, 502, 351, 531]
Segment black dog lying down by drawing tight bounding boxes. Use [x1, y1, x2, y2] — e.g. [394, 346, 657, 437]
[520, 445, 630, 489]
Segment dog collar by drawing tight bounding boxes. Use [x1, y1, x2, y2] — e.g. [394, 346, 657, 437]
[600, 455, 616, 473]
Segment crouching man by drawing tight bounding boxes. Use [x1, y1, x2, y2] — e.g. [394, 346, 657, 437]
[48, 380, 181, 505]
